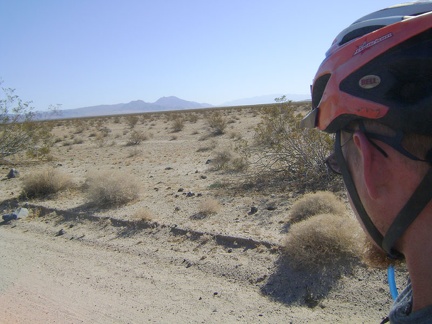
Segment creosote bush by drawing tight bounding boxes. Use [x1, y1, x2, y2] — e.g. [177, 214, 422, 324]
[242, 98, 342, 192]
[288, 191, 347, 224]
[85, 170, 139, 208]
[1, 84, 55, 160]
[22, 167, 73, 198]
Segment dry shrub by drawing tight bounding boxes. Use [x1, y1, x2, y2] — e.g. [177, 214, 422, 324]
[171, 115, 185, 132]
[210, 149, 248, 172]
[212, 150, 232, 171]
[288, 191, 347, 224]
[229, 156, 248, 172]
[187, 113, 199, 123]
[283, 213, 362, 271]
[131, 207, 153, 222]
[126, 115, 139, 128]
[197, 140, 217, 152]
[85, 170, 139, 208]
[243, 99, 342, 192]
[361, 237, 404, 269]
[127, 147, 141, 158]
[207, 112, 227, 136]
[126, 130, 148, 145]
[199, 198, 221, 216]
[22, 167, 73, 198]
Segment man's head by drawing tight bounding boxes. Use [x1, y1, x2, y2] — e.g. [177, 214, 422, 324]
[301, 2, 432, 258]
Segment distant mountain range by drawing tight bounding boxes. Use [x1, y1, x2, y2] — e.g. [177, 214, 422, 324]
[42, 96, 212, 119]
[39, 94, 310, 120]
[220, 94, 310, 106]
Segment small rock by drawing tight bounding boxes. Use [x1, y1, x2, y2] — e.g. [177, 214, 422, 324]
[178, 188, 184, 192]
[2, 214, 17, 222]
[6, 168, 19, 179]
[15, 208, 29, 219]
[248, 206, 258, 215]
[55, 229, 65, 237]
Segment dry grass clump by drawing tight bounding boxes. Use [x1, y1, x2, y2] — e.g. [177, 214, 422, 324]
[283, 213, 362, 271]
[85, 170, 140, 208]
[210, 149, 248, 172]
[199, 198, 221, 215]
[171, 115, 185, 132]
[21, 167, 73, 199]
[206, 112, 227, 136]
[126, 130, 148, 146]
[288, 191, 347, 224]
[211, 150, 232, 171]
[191, 198, 221, 220]
[361, 238, 404, 269]
[131, 207, 153, 222]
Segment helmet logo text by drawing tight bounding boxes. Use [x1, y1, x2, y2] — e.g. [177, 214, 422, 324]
[354, 33, 393, 56]
[359, 75, 381, 89]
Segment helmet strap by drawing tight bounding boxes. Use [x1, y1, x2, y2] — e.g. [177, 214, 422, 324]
[334, 131, 385, 252]
[335, 131, 432, 259]
[382, 167, 432, 257]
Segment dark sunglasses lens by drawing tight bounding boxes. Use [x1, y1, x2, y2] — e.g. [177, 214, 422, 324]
[325, 153, 341, 175]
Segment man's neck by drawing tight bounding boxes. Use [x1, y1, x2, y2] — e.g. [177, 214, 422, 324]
[404, 224, 432, 311]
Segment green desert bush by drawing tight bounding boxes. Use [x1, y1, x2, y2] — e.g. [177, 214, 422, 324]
[288, 191, 347, 224]
[283, 213, 363, 271]
[242, 98, 342, 192]
[22, 167, 73, 198]
[0, 84, 55, 160]
[85, 170, 139, 208]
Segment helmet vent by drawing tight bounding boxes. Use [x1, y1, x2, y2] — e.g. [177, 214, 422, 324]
[312, 74, 331, 109]
[340, 25, 385, 45]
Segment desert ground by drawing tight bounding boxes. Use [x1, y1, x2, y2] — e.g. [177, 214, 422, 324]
[0, 104, 407, 323]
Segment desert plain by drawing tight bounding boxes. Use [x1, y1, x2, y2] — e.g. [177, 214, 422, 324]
[0, 104, 407, 323]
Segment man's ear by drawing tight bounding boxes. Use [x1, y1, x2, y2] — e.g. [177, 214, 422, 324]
[352, 132, 386, 200]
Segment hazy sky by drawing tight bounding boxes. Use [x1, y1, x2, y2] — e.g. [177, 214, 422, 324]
[1, 0, 400, 110]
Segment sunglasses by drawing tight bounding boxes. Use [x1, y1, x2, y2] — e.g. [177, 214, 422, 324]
[325, 122, 431, 175]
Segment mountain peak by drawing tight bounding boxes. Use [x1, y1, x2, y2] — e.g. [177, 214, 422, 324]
[154, 96, 211, 109]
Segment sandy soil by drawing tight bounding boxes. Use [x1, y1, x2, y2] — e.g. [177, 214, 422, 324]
[0, 106, 407, 323]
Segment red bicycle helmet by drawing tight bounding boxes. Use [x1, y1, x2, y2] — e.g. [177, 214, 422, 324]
[302, 2, 432, 258]
[302, 1, 432, 135]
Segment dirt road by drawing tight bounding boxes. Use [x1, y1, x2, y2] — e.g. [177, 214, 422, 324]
[0, 213, 394, 324]
[0, 219, 320, 324]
